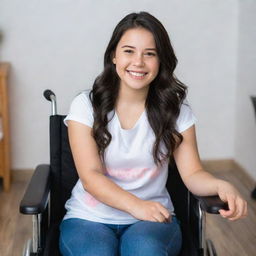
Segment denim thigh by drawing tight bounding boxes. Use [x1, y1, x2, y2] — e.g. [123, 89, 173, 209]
[59, 218, 119, 256]
[119, 216, 182, 256]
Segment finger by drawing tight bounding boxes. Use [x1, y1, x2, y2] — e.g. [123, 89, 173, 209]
[229, 204, 240, 220]
[236, 199, 246, 219]
[166, 214, 172, 223]
[242, 200, 248, 217]
[158, 206, 170, 220]
[229, 210, 242, 220]
[228, 198, 245, 221]
[153, 212, 166, 223]
[219, 208, 235, 218]
[219, 209, 228, 217]
[237, 199, 248, 219]
[222, 196, 236, 218]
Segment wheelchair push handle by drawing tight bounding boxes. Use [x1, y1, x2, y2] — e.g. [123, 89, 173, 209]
[44, 89, 57, 115]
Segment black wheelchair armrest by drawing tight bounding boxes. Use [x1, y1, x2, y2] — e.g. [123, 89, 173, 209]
[20, 164, 50, 215]
[195, 195, 229, 214]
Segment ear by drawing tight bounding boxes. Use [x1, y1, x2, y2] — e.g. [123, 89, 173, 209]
[111, 52, 116, 64]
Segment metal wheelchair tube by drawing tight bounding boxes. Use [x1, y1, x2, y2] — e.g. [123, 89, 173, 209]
[22, 239, 32, 256]
[44, 89, 57, 115]
[32, 214, 42, 253]
[198, 203, 206, 256]
[48, 192, 51, 228]
[206, 239, 217, 256]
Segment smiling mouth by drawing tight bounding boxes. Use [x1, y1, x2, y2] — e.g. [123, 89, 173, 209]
[127, 70, 148, 77]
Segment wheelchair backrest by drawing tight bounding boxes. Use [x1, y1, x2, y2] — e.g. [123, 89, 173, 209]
[49, 115, 78, 223]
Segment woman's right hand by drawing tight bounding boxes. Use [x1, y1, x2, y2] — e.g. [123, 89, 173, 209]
[129, 199, 171, 223]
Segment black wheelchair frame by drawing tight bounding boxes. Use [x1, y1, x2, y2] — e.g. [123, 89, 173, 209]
[20, 90, 228, 256]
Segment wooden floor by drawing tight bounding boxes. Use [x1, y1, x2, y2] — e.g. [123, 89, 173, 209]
[205, 167, 256, 256]
[0, 171, 32, 256]
[0, 164, 255, 256]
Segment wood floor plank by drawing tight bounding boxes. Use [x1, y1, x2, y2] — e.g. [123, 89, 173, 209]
[0, 175, 32, 256]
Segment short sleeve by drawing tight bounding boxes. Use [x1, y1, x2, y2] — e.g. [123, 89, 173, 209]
[64, 90, 94, 128]
[176, 100, 197, 133]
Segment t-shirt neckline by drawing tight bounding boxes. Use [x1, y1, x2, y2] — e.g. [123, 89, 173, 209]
[114, 109, 146, 131]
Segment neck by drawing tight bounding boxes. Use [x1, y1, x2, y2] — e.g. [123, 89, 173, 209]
[116, 84, 149, 108]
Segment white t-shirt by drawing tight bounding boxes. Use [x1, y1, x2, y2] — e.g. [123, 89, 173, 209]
[63, 89, 197, 224]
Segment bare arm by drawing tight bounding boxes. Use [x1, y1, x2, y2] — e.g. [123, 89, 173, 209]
[173, 125, 247, 221]
[173, 125, 219, 196]
[67, 120, 170, 222]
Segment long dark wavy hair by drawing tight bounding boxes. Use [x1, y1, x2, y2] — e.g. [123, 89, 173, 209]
[89, 11, 187, 167]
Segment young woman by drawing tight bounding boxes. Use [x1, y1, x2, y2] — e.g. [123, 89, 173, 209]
[59, 11, 247, 256]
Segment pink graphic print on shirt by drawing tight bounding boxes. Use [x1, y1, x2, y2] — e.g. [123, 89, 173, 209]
[104, 166, 161, 181]
[84, 166, 161, 207]
[84, 193, 100, 207]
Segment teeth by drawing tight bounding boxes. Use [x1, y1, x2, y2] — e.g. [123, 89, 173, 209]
[129, 71, 146, 77]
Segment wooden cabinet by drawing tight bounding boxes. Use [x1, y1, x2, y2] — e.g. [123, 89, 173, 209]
[0, 62, 10, 191]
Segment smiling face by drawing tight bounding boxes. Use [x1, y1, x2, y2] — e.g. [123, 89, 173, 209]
[112, 27, 160, 93]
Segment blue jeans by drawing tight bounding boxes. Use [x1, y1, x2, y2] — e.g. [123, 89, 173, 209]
[59, 217, 182, 256]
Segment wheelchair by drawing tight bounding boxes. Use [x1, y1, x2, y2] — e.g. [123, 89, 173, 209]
[20, 90, 228, 256]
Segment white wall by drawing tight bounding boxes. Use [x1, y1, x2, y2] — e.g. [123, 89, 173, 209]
[235, 0, 256, 180]
[0, 1, 241, 171]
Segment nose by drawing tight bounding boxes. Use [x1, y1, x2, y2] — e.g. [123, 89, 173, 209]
[133, 54, 145, 67]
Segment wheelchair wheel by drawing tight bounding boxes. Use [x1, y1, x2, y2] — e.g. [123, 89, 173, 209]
[206, 239, 217, 256]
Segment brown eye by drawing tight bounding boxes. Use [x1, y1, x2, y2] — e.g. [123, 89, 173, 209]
[145, 52, 156, 56]
[124, 50, 133, 53]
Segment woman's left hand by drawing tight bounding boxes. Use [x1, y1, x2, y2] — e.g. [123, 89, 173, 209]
[217, 180, 248, 221]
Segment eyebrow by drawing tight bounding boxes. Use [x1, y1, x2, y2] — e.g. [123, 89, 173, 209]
[121, 45, 157, 51]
